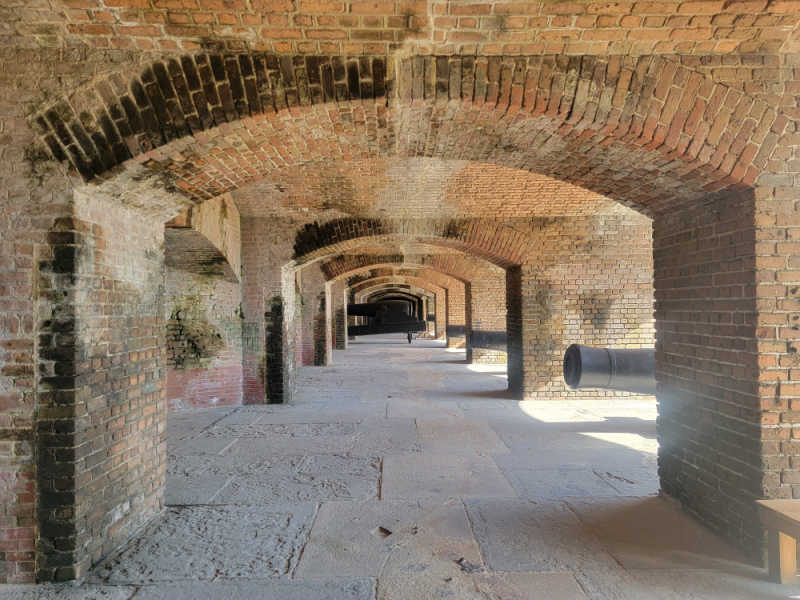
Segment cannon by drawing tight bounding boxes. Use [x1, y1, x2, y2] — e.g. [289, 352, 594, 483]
[348, 320, 426, 336]
[563, 344, 655, 395]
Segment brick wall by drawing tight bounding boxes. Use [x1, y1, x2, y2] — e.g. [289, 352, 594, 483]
[165, 268, 243, 410]
[446, 284, 467, 349]
[36, 193, 168, 580]
[509, 211, 655, 400]
[331, 280, 347, 350]
[0, 169, 72, 585]
[654, 189, 761, 559]
[467, 270, 507, 364]
[240, 216, 295, 403]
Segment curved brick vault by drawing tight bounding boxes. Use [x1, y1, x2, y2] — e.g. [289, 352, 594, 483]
[31, 51, 785, 218]
[6, 2, 800, 587]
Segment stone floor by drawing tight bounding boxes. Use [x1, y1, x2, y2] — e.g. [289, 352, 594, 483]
[8, 336, 800, 599]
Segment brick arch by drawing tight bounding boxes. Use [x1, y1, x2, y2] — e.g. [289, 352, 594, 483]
[351, 277, 446, 301]
[32, 52, 779, 217]
[323, 252, 504, 284]
[293, 220, 529, 269]
[346, 269, 465, 344]
[346, 269, 463, 299]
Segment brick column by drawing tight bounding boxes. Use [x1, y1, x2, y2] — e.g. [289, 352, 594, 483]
[466, 270, 507, 364]
[36, 194, 166, 581]
[332, 280, 347, 350]
[508, 215, 654, 400]
[654, 189, 763, 559]
[240, 218, 295, 404]
[445, 284, 466, 349]
[297, 265, 329, 366]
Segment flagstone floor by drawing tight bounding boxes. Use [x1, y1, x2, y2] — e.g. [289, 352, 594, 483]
[8, 336, 800, 599]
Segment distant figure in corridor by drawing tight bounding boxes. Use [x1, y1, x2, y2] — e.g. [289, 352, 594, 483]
[407, 331, 413, 344]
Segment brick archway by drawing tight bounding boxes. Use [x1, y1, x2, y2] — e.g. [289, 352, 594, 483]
[30, 52, 781, 221]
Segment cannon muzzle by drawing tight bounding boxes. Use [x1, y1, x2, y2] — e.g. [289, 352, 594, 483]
[563, 344, 655, 395]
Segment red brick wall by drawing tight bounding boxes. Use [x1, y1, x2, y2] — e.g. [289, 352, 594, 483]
[240, 217, 295, 403]
[295, 264, 328, 366]
[331, 280, 347, 350]
[0, 180, 71, 584]
[467, 270, 507, 364]
[756, 169, 800, 508]
[509, 212, 655, 399]
[446, 284, 467, 349]
[38, 194, 167, 581]
[654, 189, 761, 558]
[165, 268, 243, 410]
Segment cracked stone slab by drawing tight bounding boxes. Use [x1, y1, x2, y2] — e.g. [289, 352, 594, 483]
[491, 432, 656, 471]
[295, 498, 479, 578]
[386, 398, 465, 419]
[626, 567, 800, 599]
[218, 423, 358, 456]
[376, 500, 486, 600]
[213, 454, 381, 504]
[472, 572, 588, 599]
[595, 467, 659, 496]
[3, 585, 136, 600]
[167, 407, 237, 451]
[93, 504, 316, 583]
[464, 498, 645, 599]
[381, 453, 515, 500]
[416, 417, 508, 455]
[131, 579, 376, 600]
[166, 454, 235, 505]
[349, 418, 420, 456]
[497, 466, 622, 500]
[566, 497, 745, 570]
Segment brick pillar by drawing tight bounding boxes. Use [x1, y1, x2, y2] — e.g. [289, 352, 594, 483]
[434, 290, 446, 340]
[332, 280, 347, 350]
[511, 215, 654, 400]
[36, 195, 167, 581]
[446, 284, 466, 349]
[240, 218, 295, 404]
[506, 266, 523, 396]
[297, 265, 329, 366]
[1, 172, 73, 583]
[466, 270, 507, 364]
[654, 189, 764, 560]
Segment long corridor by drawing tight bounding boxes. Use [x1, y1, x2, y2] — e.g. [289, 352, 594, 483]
[8, 337, 799, 599]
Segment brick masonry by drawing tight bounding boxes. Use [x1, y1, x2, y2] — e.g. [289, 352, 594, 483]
[508, 212, 655, 400]
[5, 2, 800, 581]
[165, 268, 243, 410]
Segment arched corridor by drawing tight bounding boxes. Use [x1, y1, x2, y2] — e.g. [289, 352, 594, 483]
[8, 336, 794, 598]
[5, 1, 800, 593]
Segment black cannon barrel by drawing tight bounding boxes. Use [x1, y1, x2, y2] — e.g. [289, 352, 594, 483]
[563, 344, 655, 395]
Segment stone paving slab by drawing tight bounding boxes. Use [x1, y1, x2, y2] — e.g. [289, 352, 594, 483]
[212, 454, 381, 504]
[566, 497, 745, 570]
[463, 498, 693, 600]
[93, 504, 316, 583]
[295, 499, 479, 579]
[165, 453, 241, 504]
[626, 567, 800, 599]
[2, 585, 136, 600]
[498, 466, 622, 500]
[216, 422, 358, 456]
[416, 416, 509, 455]
[382, 453, 515, 500]
[166, 453, 380, 505]
[131, 579, 376, 600]
[473, 572, 588, 599]
[386, 398, 465, 419]
[349, 417, 420, 456]
[376, 500, 487, 600]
